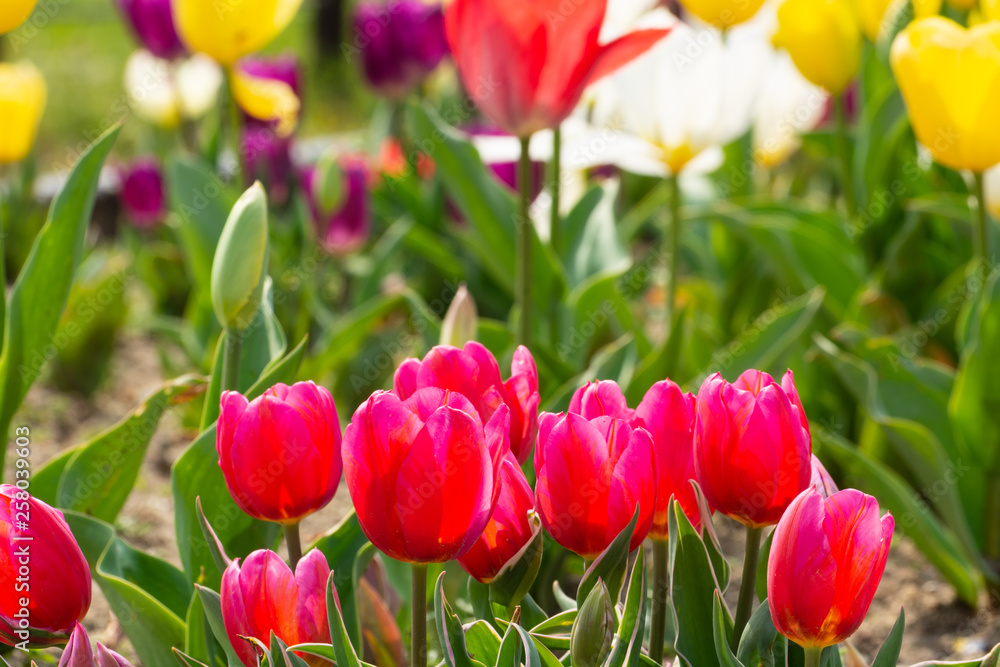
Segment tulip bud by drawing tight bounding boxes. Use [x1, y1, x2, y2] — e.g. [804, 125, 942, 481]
[211, 182, 269, 332]
[570, 580, 615, 667]
[57, 623, 136, 667]
[119, 158, 166, 230]
[221, 549, 332, 667]
[313, 153, 346, 215]
[173, 0, 302, 66]
[217, 381, 342, 524]
[568, 379, 635, 422]
[693, 370, 812, 528]
[809, 454, 838, 499]
[0, 62, 46, 165]
[0, 0, 36, 34]
[774, 0, 861, 95]
[677, 0, 765, 29]
[115, 0, 186, 60]
[767, 488, 894, 647]
[302, 158, 371, 256]
[95, 644, 134, 667]
[0, 487, 91, 647]
[440, 284, 478, 347]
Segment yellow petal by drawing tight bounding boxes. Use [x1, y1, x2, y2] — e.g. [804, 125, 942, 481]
[0, 0, 37, 34]
[230, 68, 301, 137]
[173, 0, 304, 66]
[855, 0, 941, 41]
[0, 61, 46, 164]
[677, 0, 767, 28]
[775, 0, 861, 94]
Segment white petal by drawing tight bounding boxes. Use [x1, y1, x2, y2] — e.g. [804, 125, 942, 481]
[124, 50, 180, 128]
[176, 54, 224, 119]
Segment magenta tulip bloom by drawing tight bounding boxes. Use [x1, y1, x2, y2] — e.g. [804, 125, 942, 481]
[394, 342, 540, 464]
[568, 380, 635, 422]
[221, 549, 332, 667]
[534, 412, 656, 559]
[0, 487, 91, 648]
[768, 488, 894, 648]
[693, 370, 812, 528]
[302, 158, 371, 256]
[633, 380, 700, 537]
[116, 0, 186, 59]
[458, 454, 536, 583]
[119, 158, 165, 229]
[343, 388, 510, 563]
[217, 382, 342, 524]
[58, 623, 136, 667]
[810, 454, 838, 499]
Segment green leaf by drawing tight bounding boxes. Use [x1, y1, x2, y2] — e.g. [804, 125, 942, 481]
[326, 571, 366, 667]
[490, 513, 544, 610]
[571, 580, 614, 667]
[561, 183, 630, 288]
[497, 616, 543, 667]
[606, 547, 647, 667]
[754, 531, 774, 604]
[0, 125, 120, 468]
[736, 601, 778, 667]
[577, 506, 639, 605]
[310, 511, 372, 649]
[184, 591, 222, 667]
[712, 592, 744, 667]
[871, 610, 904, 667]
[435, 572, 478, 667]
[529, 609, 576, 650]
[196, 585, 246, 667]
[465, 621, 502, 667]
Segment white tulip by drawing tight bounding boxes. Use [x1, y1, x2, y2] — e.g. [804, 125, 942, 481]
[124, 49, 222, 129]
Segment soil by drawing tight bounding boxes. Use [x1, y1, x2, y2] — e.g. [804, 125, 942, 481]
[15, 332, 1000, 665]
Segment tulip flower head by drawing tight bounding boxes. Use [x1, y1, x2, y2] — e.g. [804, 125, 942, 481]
[221, 549, 332, 667]
[116, 0, 186, 60]
[302, 158, 372, 256]
[58, 623, 137, 667]
[444, 0, 670, 137]
[0, 0, 36, 34]
[458, 454, 538, 583]
[767, 488, 894, 647]
[393, 342, 540, 464]
[0, 486, 91, 647]
[569, 379, 635, 422]
[217, 382, 343, 524]
[0, 62, 46, 165]
[119, 158, 166, 230]
[534, 411, 656, 559]
[693, 369, 812, 528]
[774, 0, 861, 95]
[855, 0, 940, 42]
[343, 388, 511, 563]
[173, 0, 303, 66]
[891, 17, 1000, 173]
[679, 0, 766, 29]
[124, 50, 223, 129]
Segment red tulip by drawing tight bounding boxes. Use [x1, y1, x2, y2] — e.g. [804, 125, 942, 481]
[633, 380, 701, 537]
[221, 548, 332, 667]
[0, 486, 91, 648]
[568, 380, 635, 422]
[444, 0, 671, 137]
[58, 622, 136, 667]
[458, 454, 536, 583]
[534, 411, 656, 559]
[217, 381, 342, 524]
[343, 387, 510, 563]
[767, 488, 894, 648]
[693, 370, 812, 528]
[393, 342, 539, 464]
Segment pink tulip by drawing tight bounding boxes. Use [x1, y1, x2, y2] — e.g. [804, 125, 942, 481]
[534, 411, 656, 559]
[568, 380, 635, 422]
[767, 488, 894, 648]
[217, 382, 342, 524]
[458, 454, 536, 583]
[810, 454, 838, 499]
[221, 549, 332, 667]
[58, 623, 136, 667]
[393, 342, 539, 464]
[343, 388, 510, 563]
[693, 370, 812, 527]
[0, 486, 91, 647]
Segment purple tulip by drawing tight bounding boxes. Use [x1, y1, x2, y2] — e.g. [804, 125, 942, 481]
[115, 0, 186, 60]
[353, 0, 448, 100]
[302, 159, 371, 256]
[119, 158, 165, 230]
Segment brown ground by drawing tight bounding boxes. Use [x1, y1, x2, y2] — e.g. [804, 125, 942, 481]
[16, 332, 1000, 665]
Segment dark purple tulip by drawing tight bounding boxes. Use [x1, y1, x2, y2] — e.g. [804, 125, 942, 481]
[239, 55, 304, 122]
[302, 159, 371, 256]
[116, 0, 186, 60]
[353, 0, 448, 100]
[119, 158, 166, 229]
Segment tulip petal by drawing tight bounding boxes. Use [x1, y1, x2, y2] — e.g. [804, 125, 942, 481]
[393, 358, 421, 399]
[587, 28, 671, 84]
[57, 623, 91, 667]
[221, 560, 261, 667]
[608, 427, 657, 551]
[231, 68, 300, 138]
[294, 550, 332, 644]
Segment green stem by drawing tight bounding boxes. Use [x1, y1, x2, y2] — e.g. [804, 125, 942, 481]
[834, 94, 856, 218]
[517, 135, 533, 348]
[731, 526, 763, 652]
[283, 521, 302, 568]
[550, 127, 562, 253]
[986, 474, 1000, 561]
[665, 174, 681, 331]
[804, 647, 823, 667]
[221, 327, 242, 392]
[411, 563, 428, 667]
[974, 171, 989, 264]
[649, 539, 670, 664]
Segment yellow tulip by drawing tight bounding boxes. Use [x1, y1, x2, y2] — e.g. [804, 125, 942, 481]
[947, 0, 977, 9]
[0, 62, 46, 164]
[855, 0, 941, 42]
[0, 0, 37, 34]
[230, 69, 301, 137]
[677, 0, 766, 29]
[173, 0, 303, 66]
[774, 0, 861, 94]
[972, 0, 1000, 23]
[891, 17, 1000, 172]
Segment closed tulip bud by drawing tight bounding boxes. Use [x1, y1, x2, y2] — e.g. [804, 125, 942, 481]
[891, 17, 1000, 173]
[0, 486, 91, 647]
[353, 0, 448, 100]
[535, 411, 656, 559]
[458, 454, 537, 584]
[211, 182, 269, 332]
[115, 0, 185, 60]
[218, 382, 342, 524]
[302, 158, 371, 256]
[119, 158, 166, 230]
[343, 388, 510, 563]
[393, 342, 540, 464]
[570, 580, 615, 667]
[58, 623, 136, 667]
[173, 0, 303, 66]
[0, 0, 36, 34]
[767, 488, 894, 647]
[693, 370, 812, 528]
[678, 0, 765, 29]
[221, 549, 332, 667]
[440, 284, 478, 348]
[0, 62, 46, 165]
[445, 0, 670, 137]
[774, 0, 861, 95]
